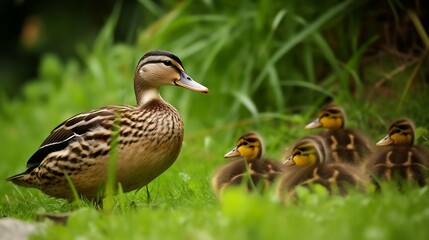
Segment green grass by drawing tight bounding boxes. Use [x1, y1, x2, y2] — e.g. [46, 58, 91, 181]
[1, 0, 429, 239]
[27, 186, 429, 240]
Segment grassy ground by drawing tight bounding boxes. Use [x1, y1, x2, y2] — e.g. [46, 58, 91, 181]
[1, 0, 429, 239]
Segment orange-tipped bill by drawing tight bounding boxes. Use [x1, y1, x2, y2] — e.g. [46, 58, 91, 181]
[224, 147, 240, 158]
[283, 155, 295, 166]
[376, 134, 394, 146]
[305, 118, 322, 129]
[175, 71, 208, 93]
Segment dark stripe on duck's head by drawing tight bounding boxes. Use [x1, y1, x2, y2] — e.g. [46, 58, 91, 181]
[388, 118, 415, 145]
[139, 50, 184, 68]
[239, 132, 261, 142]
[236, 132, 264, 159]
[296, 135, 329, 164]
[318, 104, 346, 129]
[321, 104, 344, 117]
[389, 118, 414, 132]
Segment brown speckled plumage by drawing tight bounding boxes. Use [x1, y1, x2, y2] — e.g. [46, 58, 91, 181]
[212, 157, 286, 194]
[7, 50, 208, 200]
[211, 132, 286, 196]
[366, 118, 429, 186]
[305, 104, 373, 165]
[277, 135, 369, 200]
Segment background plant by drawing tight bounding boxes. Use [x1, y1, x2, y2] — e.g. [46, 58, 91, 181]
[1, 0, 428, 239]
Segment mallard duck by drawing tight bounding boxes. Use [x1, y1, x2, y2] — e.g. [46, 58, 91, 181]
[211, 132, 286, 196]
[277, 135, 369, 198]
[305, 104, 373, 165]
[366, 118, 429, 186]
[7, 50, 208, 200]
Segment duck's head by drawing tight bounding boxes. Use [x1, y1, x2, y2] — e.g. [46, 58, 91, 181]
[283, 135, 328, 166]
[376, 118, 415, 147]
[224, 132, 264, 160]
[134, 50, 208, 105]
[305, 104, 345, 130]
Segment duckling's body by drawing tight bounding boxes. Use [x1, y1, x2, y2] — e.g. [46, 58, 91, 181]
[366, 118, 429, 186]
[277, 135, 368, 198]
[305, 104, 372, 165]
[7, 50, 208, 200]
[211, 132, 285, 195]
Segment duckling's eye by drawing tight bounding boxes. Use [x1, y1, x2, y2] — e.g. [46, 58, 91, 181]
[295, 151, 302, 156]
[163, 60, 172, 66]
[395, 129, 401, 134]
[242, 142, 248, 146]
[323, 113, 330, 117]
[250, 146, 255, 150]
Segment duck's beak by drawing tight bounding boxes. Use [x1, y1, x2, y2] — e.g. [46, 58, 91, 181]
[174, 71, 208, 93]
[283, 155, 296, 166]
[305, 118, 322, 129]
[376, 134, 394, 146]
[224, 147, 240, 158]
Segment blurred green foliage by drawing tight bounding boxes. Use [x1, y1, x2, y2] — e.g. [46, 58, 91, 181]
[1, 0, 429, 239]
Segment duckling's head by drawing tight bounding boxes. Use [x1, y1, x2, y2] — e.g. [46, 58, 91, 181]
[305, 104, 345, 130]
[224, 132, 264, 160]
[376, 118, 415, 147]
[283, 135, 328, 166]
[134, 50, 208, 105]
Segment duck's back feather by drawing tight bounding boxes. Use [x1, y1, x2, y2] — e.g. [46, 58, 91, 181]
[24, 108, 122, 172]
[366, 146, 429, 186]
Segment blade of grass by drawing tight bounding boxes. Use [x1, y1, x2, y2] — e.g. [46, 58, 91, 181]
[230, 91, 259, 121]
[267, 65, 283, 112]
[345, 35, 379, 88]
[138, 0, 163, 16]
[302, 41, 315, 83]
[408, 10, 429, 48]
[252, 0, 356, 93]
[93, 0, 122, 56]
[281, 80, 335, 98]
[104, 114, 121, 213]
[64, 173, 85, 208]
[137, 1, 188, 48]
[397, 10, 429, 112]
[397, 51, 428, 113]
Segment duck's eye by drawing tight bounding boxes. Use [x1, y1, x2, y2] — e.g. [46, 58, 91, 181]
[242, 142, 248, 146]
[394, 128, 401, 134]
[323, 113, 330, 117]
[163, 60, 172, 66]
[295, 151, 302, 156]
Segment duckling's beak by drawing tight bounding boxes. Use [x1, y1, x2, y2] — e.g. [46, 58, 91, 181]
[305, 118, 322, 129]
[376, 134, 394, 146]
[224, 147, 240, 158]
[283, 155, 296, 166]
[174, 71, 209, 93]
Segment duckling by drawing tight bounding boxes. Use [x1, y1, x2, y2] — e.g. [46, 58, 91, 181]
[366, 118, 429, 186]
[211, 132, 286, 196]
[305, 104, 373, 165]
[277, 135, 369, 198]
[7, 50, 208, 200]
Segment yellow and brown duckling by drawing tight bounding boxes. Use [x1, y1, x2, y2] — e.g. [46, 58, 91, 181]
[211, 132, 286, 196]
[277, 135, 369, 199]
[366, 118, 429, 186]
[7, 50, 208, 200]
[305, 104, 373, 165]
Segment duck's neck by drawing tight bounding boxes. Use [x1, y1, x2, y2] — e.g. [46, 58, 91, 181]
[136, 88, 164, 106]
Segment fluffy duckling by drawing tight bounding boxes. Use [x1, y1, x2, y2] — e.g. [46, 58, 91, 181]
[366, 118, 429, 186]
[277, 135, 369, 198]
[305, 104, 373, 165]
[211, 132, 286, 196]
[7, 50, 208, 200]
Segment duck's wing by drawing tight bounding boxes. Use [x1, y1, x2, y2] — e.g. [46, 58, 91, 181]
[25, 108, 118, 171]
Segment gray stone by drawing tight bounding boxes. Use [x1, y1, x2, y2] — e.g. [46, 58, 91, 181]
[0, 218, 43, 240]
